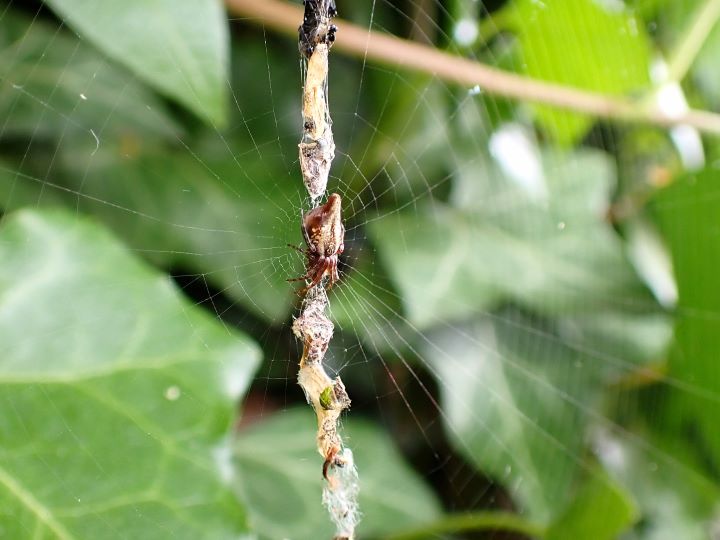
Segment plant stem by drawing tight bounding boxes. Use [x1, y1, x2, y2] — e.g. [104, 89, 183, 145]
[225, 0, 720, 135]
[377, 511, 545, 540]
[666, 0, 720, 83]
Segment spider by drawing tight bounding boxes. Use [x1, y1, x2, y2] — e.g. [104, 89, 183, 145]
[289, 193, 345, 295]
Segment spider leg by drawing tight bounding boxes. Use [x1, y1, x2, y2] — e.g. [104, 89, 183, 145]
[287, 243, 309, 256]
[296, 257, 330, 296]
[323, 446, 339, 481]
[308, 258, 329, 288]
[287, 244, 313, 290]
[324, 257, 339, 290]
[330, 258, 340, 286]
[287, 265, 313, 284]
[289, 276, 312, 297]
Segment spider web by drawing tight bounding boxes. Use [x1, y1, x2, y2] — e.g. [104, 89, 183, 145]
[0, 0, 718, 539]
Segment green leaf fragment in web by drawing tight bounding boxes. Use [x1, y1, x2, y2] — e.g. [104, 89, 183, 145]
[0, 209, 260, 538]
[502, 0, 652, 144]
[319, 386, 334, 409]
[42, 0, 229, 126]
[233, 408, 442, 539]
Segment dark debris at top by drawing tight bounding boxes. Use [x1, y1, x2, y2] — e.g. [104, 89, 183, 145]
[299, 0, 338, 58]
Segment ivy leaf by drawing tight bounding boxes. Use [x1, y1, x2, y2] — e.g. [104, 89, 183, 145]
[0, 150, 303, 324]
[597, 429, 720, 540]
[234, 408, 442, 539]
[557, 311, 671, 372]
[0, 25, 311, 325]
[0, 209, 260, 537]
[42, 0, 229, 125]
[423, 311, 607, 522]
[652, 168, 720, 473]
[502, 0, 652, 144]
[369, 149, 646, 328]
[0, 11, 180, 139]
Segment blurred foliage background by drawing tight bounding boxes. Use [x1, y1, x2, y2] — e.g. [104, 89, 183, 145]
[1, 0, 720, 538]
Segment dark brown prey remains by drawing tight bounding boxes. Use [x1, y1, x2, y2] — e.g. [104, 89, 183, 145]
[289, 193, 345, 295]
[299, 0, 338, 58]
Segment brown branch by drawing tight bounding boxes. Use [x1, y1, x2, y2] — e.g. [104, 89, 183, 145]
[226, 0, 720, 135]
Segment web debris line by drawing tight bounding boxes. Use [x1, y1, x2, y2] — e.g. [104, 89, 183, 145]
[292, 2, 360, 538]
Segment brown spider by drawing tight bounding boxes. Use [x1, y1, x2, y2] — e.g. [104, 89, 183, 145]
[289, 193, 345, 295]
[322, 445, 343, 481]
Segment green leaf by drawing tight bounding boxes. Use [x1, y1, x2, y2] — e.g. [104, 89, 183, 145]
[597, 429, 720, 540]
[360, 77, 456, 198]
[557, 310, 672, 379]
[0, 209, 260, 537]
[42, 0, 229, 125]
[652, 168, 720, 472]
[0, 150, 303, 324]
[0, 26, 307, 324]
[423, 311, 604, 522]
[234, 408, 442, 539]
[546, 468, 637, 540]
[503, 0, 652, 144]
[369, 149, 646, 328]
[0, 11, 179, 139]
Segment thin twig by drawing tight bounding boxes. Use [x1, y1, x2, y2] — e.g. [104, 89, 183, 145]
[666, 0, 720, 83]
[225, 0, 720, 135]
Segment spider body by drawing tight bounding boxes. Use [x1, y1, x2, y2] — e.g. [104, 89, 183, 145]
[289, 193, 344, 294]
